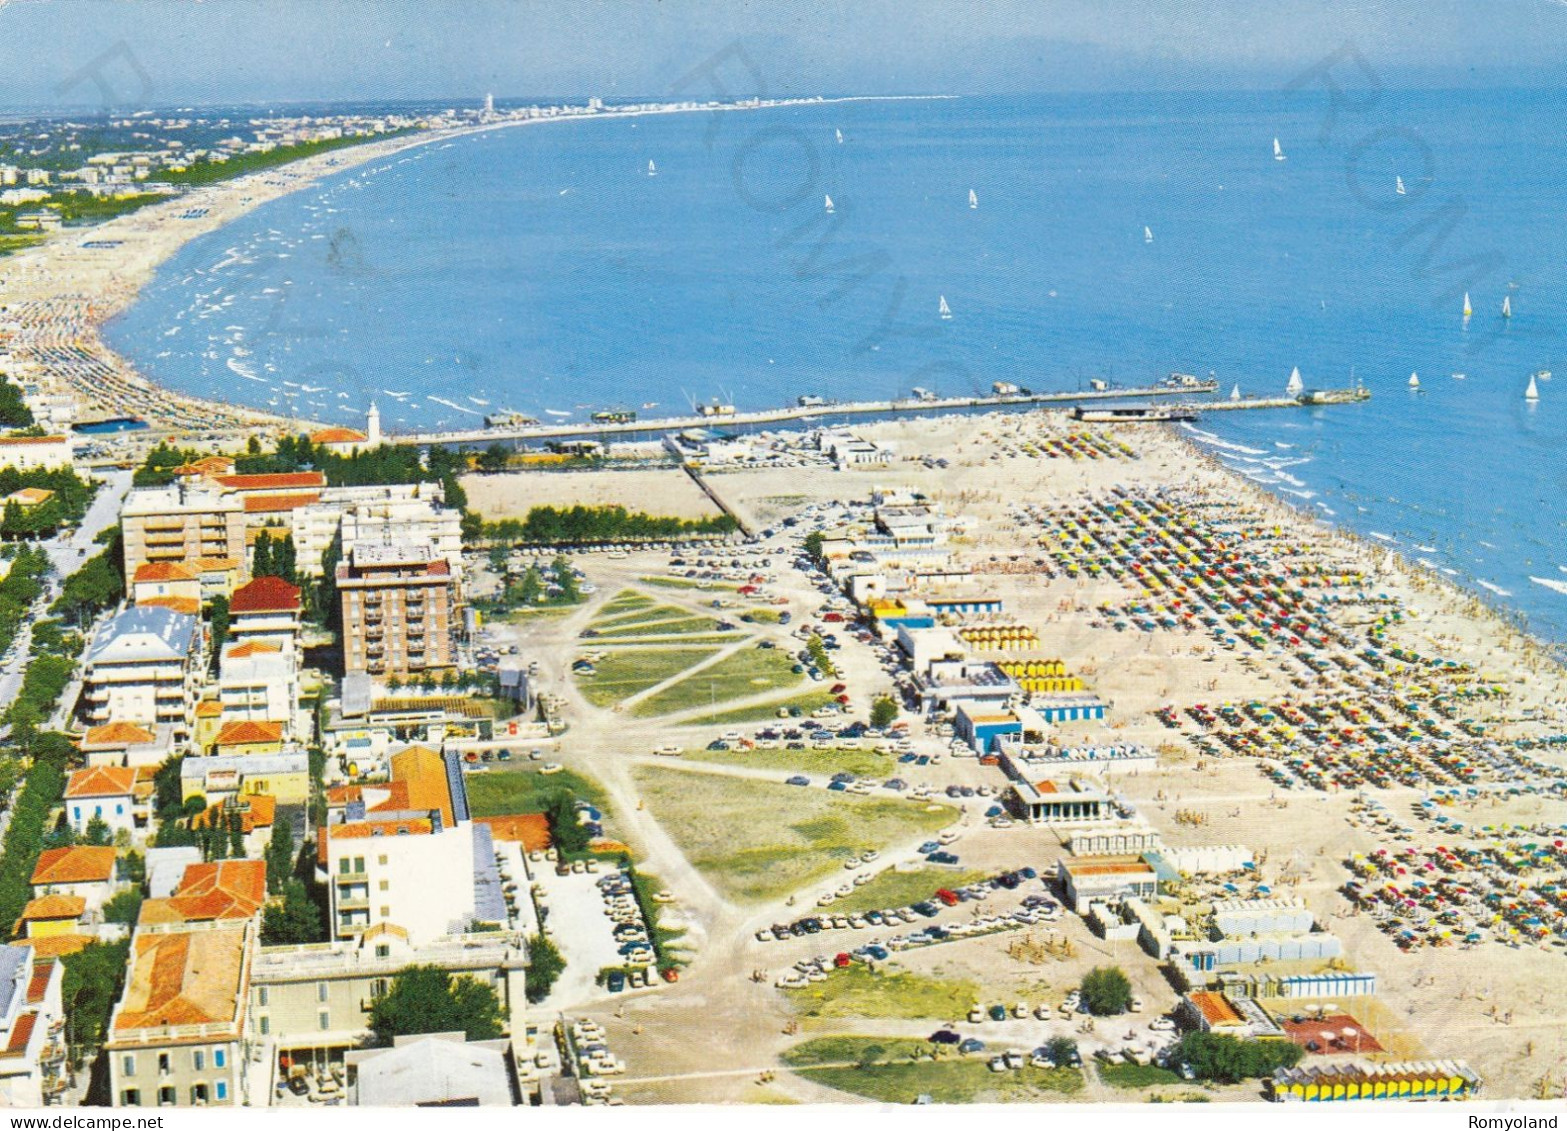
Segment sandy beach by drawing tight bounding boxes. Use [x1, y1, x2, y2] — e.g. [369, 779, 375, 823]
[488, 409, 1567, 1100]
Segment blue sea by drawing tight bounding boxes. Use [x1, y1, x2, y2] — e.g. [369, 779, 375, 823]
[104, 91, 1567, 643]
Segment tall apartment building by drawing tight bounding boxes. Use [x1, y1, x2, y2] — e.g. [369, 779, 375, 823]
[80, 606, 202, 735]
[121, 482, 245, 582]
[336, 543, 459, 678]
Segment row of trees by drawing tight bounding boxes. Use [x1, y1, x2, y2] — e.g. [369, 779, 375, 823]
[483, 504, 737, 546]
[0, 744, 70, 942]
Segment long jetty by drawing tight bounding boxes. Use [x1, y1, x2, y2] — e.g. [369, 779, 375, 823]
[396, 381, 1225, 446]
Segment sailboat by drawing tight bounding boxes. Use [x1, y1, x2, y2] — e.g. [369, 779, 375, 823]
[1408, 372, 1421, 390]
[1273, 137, 1286, 162]
[1286, 367, 1304, 396]
[1463, 292, 1472, 319]
[1502, 295, 1512, 318]
[938, 295, 952, 320]
[1144, 226, 1153, 244]
[1527, 373, 1541, 401]
[835, 128, 843, 144]
[1230, 384, 1241, 402]
[1396, 176, 1406, 196]
[969, 189, 978, 210]
[646, 159, 657, 177]
[824, 194, 835, 215]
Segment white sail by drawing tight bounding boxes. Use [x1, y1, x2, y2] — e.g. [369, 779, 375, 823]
[647, 159, 656, 176]
[1409, 371, 1421, 389]
[1527, 373, 1541, 401]
[824, 194, 834, 214]
[938, 295, 952, 320]
[1286, 366, 1304, 396]
[1396, 175, 1406, 195]
[1463, 292, 1472, 318]
[1503, 295, 1512, 318]
[1230, 384, 1241, 401]
[1273, 137, 1286, 161]
[1144, 226, 1153, 243]
[835, 128, 843, 144]
[969, 189, 978, 209]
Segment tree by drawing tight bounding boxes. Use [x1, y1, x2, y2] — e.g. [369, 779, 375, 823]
[152, 757, 185, 820]
[102, 889, 143, 926]
[476, 443, 511, 474]
[1044, 1036, 1078, 1065]
[802, 530, 825, 563]
[525, 934, 566, 1004]
[516, 564, 543, 605]
[368, 965, 503, 1044]
[82, 813, 112, 847]
[1080, 966, 1132, 1016]
[869, 696, 899, 729]
[0, 374, 34, 428]
[265, 819, 295, 893]
[1173, 1032, 1302, 1083]
[553, 555, 580, 603]
[227, 811, 245, 859]
[545, 791, 591, 857]
[207, 594, 230, 672]
[261, 879, 325, 945]
[61, 940, 129, 1051]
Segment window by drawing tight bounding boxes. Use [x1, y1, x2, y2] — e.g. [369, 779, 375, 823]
[213, 1048, 226, 1069]
[258, 1016, 270, 1036]
[338, 857, 351, 875]
[374, 944, 389, 959]
[318, 1010, 330, 1031]
[157, 1053, 171, 1075]
[378, 880, 389, 892]
[122, 1054, 136, 1078]
[192, 1050, 204, 1071]
[215, 1081, 227, 1102]
[370, 978, 388, 999]
[380, 905, 390, 917]
[121, 1090, 140, 1107]
[257, 987, 268, 1007]
[190, 1083, 208, 1105]
[316, 981, 328, 1003]
[377, 854, 388, 866]
[354, 856, 365, 872]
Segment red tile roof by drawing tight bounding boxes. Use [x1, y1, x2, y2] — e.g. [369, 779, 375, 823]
[1, 1011, 37, 1056]
[0, 435, 66, 446]
[310, 427, 368, 444]
[214, 472, 326, 491]
[243, 492, 320, 513]
[25, 961, 52, 1005]
[230, 575, 301, 614]
[31, 847, 116, 887]
[140, 860, 267, 924]
[80, 722, 155, 749]
[133, 561, 197, 584]
[214, 720, 284, 746]
[19, 895, 85, 922]
[65, 766, 136, 799]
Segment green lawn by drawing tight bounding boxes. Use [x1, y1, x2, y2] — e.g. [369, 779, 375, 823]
[592, 616, 726, 639]
[1098, 1062, 1183, 1089]
[631, 648, 803, 717]
[676, 689, 838, 727]
[784, 964, 981, 1020]
[597, 589, 657, 615]
[640, 576, 736, 591]
[575, 647, 719, 707]
[631, 766, 957, 903]
[464, 765, 611, 817]
[682, 744, 890, 778]
[783, 1037, 1083, 1103]
[588, 601, 686, 629]
[825, 867, 988, 916]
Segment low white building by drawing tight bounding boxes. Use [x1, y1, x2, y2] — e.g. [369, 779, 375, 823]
[63, 767, 139, 838]
[0, 434, 71, 472]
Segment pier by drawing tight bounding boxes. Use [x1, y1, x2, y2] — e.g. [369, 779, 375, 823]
[396, 381, 1224, 446]
[392, 380, 1371, 448]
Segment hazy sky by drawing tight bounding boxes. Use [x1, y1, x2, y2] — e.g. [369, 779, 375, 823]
[5, 0, 1567, 109]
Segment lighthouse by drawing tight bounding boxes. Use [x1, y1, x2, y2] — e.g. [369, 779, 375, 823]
[366, 402, 382, 446]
